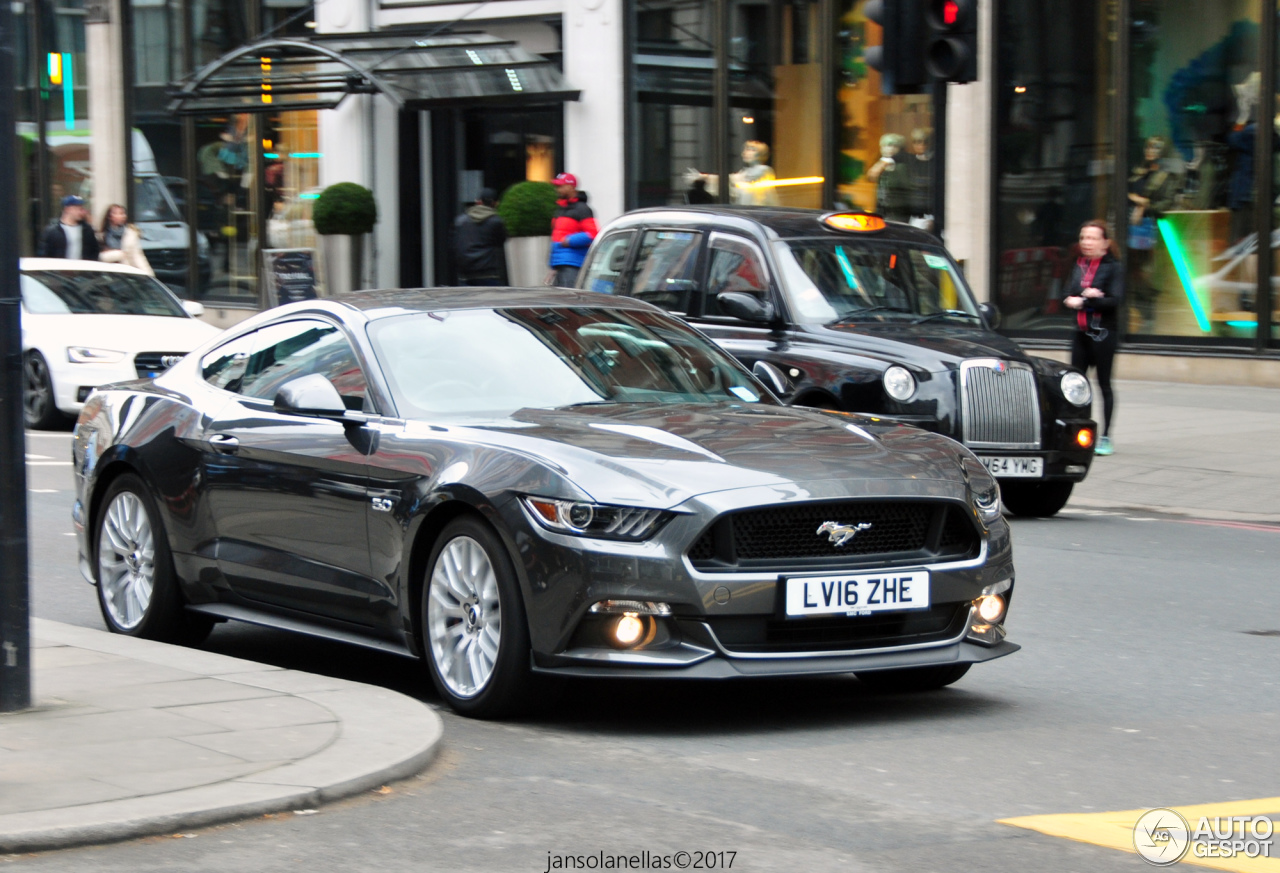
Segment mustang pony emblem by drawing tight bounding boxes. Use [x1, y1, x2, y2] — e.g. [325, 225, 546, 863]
[816, 521, 873, 547]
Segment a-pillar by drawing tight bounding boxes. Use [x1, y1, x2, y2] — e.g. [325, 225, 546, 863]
[86, 0, 127, 221]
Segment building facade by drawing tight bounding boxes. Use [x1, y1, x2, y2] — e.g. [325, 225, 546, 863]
[13, 0, 1280, 360]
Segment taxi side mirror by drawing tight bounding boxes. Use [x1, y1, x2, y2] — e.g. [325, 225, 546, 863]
[717, 291, 775, 324]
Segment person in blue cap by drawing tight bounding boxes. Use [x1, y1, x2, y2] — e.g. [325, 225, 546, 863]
[38, 195, 101, 261]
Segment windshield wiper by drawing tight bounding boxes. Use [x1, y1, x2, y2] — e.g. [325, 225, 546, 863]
[912, 309, 979, 325]
[830, 306, 904, 325]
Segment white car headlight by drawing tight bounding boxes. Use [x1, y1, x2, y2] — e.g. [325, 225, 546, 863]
[1060, 371, 1092, 406]
[67, 347, 127, 364]
[882, 365, 916, 402]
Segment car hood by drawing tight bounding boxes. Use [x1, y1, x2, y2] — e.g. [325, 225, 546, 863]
[23, 313, 221, 353]
[455, 403, 969, 509]
[812, 322, 1030, 370]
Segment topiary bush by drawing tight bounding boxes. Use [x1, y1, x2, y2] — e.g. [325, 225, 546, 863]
[313, 182, 377, 236]
[498, 181, 558, 237]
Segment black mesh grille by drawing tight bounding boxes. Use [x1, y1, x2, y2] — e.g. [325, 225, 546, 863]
[700, 603, 969, 653]
[134, 352, 185, 378]
[147, 249, 187, 273]
[687, 501, 980, 572]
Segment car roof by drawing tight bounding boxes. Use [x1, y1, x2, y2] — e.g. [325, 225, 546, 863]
[326, 286, 662, 319]
[20, 257, 153, 276]
[608, 206, 944, 245]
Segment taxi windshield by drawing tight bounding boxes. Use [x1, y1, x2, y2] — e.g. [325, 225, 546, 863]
[773, 239, 982, 325]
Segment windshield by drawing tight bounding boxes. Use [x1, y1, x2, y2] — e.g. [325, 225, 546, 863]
[133, 175, 183, 223]
[367, 306, 773, 420]
[774, 239, 981, 325]
[21, 270, 190, 317]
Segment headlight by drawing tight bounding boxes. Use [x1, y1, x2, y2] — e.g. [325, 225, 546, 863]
[973, 480, 1002, 523]
[522, 496, 672, 541]
[67, 347, 127, 364]
[882, 365, 916, 402]
[1060, 371, 1092, 406]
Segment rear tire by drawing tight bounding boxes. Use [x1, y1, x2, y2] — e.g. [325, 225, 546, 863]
[999, 481, 1073, 518]
[95, 473, 212, 644]
[23, 351, 65, 430]
[856, 663, 971, 692]
[422, 516, 532, 718]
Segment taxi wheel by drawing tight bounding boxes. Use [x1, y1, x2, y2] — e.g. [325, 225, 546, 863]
[855, 663, 970, 692]
[422, 516, 532, 719]
[999, 481, 1074, 518]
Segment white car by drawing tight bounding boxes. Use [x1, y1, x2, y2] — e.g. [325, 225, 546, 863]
[20, 258, 223, 429]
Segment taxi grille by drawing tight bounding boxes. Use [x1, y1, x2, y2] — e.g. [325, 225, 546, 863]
[687, 501, 980, 572]
[960, 360, 1041, 449]
[134, 352, 186, 378]
[699, 603, 970, 653]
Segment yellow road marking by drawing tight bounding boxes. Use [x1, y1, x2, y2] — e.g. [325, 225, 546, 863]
[1000, 799, 1280, 873]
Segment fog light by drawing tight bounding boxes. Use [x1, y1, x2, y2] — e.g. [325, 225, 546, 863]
[975, 594, 1006, 624]
[614, 613, 645, 646]
[1076, 428, 1094, 449]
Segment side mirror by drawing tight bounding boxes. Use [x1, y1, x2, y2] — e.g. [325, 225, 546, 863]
[978, 301, 1001, 329]
[716, 291, 775, 324]
[274, 374, 347, 418]
[182, 300, 206, 318]
[752, 360, 793, 399]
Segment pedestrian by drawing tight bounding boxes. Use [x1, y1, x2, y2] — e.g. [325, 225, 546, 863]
[1063, 219, 1123, 455]
[549, 173, 597, 287]
[98, 204, 155, 277]
[454, 187, 508, 286]
[37, 195, 100, 261]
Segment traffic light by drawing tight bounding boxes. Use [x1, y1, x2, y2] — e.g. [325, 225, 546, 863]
[863, 0, 926, 95]
[924, 0, 977, 84]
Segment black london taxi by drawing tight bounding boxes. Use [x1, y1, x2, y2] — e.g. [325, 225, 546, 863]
[577, 206, 1097, 517]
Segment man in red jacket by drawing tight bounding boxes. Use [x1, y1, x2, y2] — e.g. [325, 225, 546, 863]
[548, 173, 598, 287]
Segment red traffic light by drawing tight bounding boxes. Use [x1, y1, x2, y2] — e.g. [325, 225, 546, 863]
[928, 0, 970, 29]
[943, 0, 958, 24]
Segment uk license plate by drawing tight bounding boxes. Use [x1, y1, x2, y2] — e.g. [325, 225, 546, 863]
[784, 570, 930, 618]
[979, 456, 1044, 478]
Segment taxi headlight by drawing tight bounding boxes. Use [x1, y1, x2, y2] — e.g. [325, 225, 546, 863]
[1060, 371, 1092, 406]
[883, 365, 916, 402]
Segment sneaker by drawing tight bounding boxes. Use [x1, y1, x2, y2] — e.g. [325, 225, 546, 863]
[1095, 436, 1114, 456]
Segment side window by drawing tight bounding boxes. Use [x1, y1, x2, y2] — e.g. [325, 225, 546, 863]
[702, 235, 771, 317]
[201, 331, 257, 393]
[239, 319, 370, 412]
[580, 232, 635, 295]
[624, 230, 702, 314]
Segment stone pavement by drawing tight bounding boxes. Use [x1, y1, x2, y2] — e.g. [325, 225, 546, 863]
[1069, 380, 1280, 522]
[0, 619, 442, 854]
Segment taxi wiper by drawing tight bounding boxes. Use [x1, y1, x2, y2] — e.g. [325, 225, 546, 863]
[830, 306, 901, 325]
[912, 309, 978, 325]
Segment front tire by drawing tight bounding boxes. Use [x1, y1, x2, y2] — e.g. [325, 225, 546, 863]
[23, 351, 65, 430]
[95, 474, 212, 644]
[999, 481, 1073, 517]
[856, 663, 971, 692]
[422, 516, 531, 718]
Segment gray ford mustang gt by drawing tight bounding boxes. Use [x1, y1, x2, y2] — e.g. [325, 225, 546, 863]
[72, 287, 1017, 717]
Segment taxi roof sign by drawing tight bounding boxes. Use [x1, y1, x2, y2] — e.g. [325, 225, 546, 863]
[823, 212, 887, 233]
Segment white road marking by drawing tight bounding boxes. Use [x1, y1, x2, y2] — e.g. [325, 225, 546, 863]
[25, 453, 53, 460]
[29, 489, 59, 493]
[27, 461, 73, 466]
[62, 532, 76, 537]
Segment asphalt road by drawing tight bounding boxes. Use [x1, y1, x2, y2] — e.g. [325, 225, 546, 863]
[13, 429, 1280, 872]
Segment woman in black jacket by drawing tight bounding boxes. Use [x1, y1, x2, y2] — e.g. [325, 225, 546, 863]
[1063, 219, 1124, 455]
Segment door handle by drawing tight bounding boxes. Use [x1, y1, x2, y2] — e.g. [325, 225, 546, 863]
[208, 434, 240, 454]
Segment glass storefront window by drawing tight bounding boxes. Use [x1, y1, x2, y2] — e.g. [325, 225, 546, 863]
[195, 113, 259, 302]
[836, 0, 933, 225]
[1127, 0, 1259, 340]
[994, 0, 1117, 335]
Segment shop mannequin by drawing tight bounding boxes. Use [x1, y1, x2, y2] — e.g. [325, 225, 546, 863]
[1128, 135, 1178, 331]
[866, 133, 911, 221]
[684, 140, 779, 206]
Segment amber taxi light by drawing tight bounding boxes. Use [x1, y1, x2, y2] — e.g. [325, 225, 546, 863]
[823, 212, 887, 233]
[1076, 428, 1095, 449]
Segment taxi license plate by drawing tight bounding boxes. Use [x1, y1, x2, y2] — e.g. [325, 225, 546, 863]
[784, 570, 930, 618]
[979, 456, 1044, 478]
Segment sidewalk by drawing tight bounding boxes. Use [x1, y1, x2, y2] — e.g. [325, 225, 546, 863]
[0, 619, 442, 854]
[1069, 380, 1280, 522]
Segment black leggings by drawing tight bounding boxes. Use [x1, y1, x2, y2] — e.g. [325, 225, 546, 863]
[1071, 329, 1117, 435]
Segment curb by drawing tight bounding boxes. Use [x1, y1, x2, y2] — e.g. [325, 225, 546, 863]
[0, 621, 443, 854]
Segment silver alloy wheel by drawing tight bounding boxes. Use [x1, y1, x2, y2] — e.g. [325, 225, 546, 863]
[427, 535, 503, 698]
[98, 492, 157, 630]
[23, 353, 53, 424]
